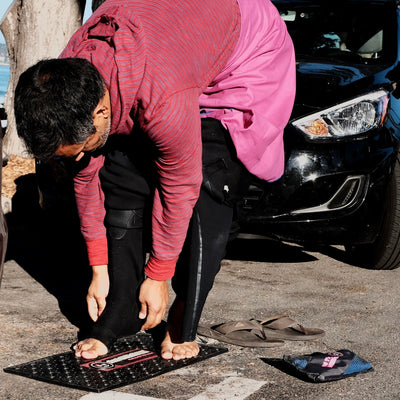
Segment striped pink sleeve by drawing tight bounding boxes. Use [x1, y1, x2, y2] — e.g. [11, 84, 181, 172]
[73, 155, 108, 266]
[144, 89, 203, 280]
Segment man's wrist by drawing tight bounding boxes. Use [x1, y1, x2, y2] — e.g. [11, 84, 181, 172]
[91, 264, 108, 276]
[145, 276, 167, 284]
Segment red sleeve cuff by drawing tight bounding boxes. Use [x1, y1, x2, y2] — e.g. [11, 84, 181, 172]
[86, 237, 108, 266]
[145, 256, 179, 281]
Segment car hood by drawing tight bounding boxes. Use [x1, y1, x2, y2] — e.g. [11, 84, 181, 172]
[293, 61, 389, 118]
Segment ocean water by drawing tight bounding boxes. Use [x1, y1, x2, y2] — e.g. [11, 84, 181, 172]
[0, 64, 10, 105]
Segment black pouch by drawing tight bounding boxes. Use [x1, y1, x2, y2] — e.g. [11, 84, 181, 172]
[201, 118, 251, 205]
[283, 349, 373, 382]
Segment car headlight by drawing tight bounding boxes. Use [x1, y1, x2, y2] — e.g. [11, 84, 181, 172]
[292, 90, 389, 138]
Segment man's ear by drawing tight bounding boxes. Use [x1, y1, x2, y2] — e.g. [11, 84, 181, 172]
[93, 90, 111, 120]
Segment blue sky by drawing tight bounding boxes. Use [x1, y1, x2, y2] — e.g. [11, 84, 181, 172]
[0, 1, 12, 43]
[0, 1, 92, 45]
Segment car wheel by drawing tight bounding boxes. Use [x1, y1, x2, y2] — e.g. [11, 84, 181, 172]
[346, 154, 400, 270]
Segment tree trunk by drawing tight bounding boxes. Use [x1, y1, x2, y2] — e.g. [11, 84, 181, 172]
[0, 0, 85, 158]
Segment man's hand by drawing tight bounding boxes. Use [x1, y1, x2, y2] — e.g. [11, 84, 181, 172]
[87, 265, 110, 322]
[138, 277, 169, 331]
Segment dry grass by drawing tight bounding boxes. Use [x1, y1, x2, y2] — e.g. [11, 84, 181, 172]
[2, 156, 35, 200]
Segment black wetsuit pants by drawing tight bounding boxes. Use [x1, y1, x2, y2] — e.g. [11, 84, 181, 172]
[89, 118, 251, 346]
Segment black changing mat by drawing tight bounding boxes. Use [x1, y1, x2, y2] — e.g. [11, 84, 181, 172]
[4, 332, 227, 393]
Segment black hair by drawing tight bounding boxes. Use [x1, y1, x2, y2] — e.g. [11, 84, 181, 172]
[14, 58, 106, 160]
[92, 0, 106, 12]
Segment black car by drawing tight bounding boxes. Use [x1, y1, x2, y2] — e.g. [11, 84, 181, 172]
[238, 0, 400, 270]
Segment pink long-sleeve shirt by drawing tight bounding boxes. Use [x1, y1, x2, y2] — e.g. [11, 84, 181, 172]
[200, 0, 296, 180]
[60, 0, 295, 280]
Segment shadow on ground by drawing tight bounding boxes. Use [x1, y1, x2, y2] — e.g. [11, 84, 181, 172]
[4, 172, 356, 335]
[225, 237, 320, 263]
[4, 173, 94, 339]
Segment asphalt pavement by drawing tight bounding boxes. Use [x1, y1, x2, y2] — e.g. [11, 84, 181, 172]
[0, 173, 399, 399]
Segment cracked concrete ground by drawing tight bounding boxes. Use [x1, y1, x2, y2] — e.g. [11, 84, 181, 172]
[0, 173, 399, 399]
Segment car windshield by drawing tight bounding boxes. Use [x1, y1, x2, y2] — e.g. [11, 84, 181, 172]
[273, 0, 397, 65]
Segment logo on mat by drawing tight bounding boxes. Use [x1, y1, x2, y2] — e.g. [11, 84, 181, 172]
[81, 349, 158, 371]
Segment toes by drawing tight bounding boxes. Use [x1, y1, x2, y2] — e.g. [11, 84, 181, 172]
[160, 333, 200, 361]
[80, 342, 94, 351]
[172, 351, 190, 361]
[160, 342, 174, 360]
[164, 343, 199, 361]
[74, 341, 91, 357]
[81, 349, 100, 360]
[73, 339, 108, 359]
[161, 349, 173, 360]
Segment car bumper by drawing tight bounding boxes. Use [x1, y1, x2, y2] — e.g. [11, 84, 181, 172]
[240, 126, 397, 246]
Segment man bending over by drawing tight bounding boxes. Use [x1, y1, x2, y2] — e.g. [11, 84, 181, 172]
[14, 0, 295, 360]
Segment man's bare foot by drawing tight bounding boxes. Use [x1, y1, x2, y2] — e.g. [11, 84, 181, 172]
[160, 297, 200, 360]
[73, 338, 108, 359]
[161, 331, 199, 360]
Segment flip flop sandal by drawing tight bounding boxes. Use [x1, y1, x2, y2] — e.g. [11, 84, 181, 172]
[254, 314, 325, 341]
[197, 320, 284, 348]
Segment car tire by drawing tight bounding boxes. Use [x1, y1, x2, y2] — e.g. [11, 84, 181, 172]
[346, 153, 400, 270]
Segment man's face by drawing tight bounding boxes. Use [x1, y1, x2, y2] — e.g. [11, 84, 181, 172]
[55, 90, 111, 161]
